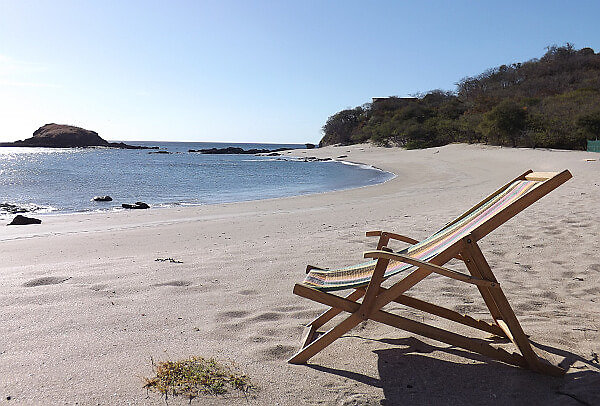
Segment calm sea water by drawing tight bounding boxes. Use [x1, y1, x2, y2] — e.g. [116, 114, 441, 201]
[0, 141, 394, 217]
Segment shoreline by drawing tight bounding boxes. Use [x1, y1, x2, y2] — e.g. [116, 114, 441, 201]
[0, 154, 397, 242]
[1, 143, 599, 404]
[0, 148, 394, 221]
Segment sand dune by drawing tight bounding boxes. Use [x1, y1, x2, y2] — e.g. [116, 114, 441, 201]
[1, 143, 599, 405]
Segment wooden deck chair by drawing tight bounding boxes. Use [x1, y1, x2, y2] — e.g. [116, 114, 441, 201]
[289, 170, 572, 376]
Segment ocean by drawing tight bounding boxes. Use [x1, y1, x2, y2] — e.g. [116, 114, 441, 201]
[0, 141, 394, 217]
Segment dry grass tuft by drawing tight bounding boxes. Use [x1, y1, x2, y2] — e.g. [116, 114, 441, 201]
[144, 356, 255, 401]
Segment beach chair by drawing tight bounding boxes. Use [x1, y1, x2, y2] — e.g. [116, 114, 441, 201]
[289, 170, 572, 376]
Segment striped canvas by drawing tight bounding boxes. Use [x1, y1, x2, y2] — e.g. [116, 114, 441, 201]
[302, 179, 543, 291]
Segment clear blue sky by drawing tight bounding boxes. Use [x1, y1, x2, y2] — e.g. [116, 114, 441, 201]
[1, 0, 599, 143]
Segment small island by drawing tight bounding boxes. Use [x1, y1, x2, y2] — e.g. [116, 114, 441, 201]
[0, 124, 157, 149]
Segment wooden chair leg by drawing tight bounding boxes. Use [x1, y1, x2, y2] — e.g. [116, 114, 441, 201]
[288, 313, 363, 364]
[300, 289, 365, 348]
[291, 257, 391, 364]
[462, 236, 565, 376]
[306, 289, 365, 331]
[460, 240, 504, 325]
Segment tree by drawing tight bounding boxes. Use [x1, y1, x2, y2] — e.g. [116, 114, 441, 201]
[481, 100, 528, 146]
[541, 43, 576, 62]
[319, 45, 600, 150]
[320, 107, 366, 146]
[577, 110, 600, 140]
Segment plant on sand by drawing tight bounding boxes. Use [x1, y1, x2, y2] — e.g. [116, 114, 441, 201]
[144, 356, 255, 401]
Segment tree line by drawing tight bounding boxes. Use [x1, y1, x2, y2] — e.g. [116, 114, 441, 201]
[320, 44, 600, 150]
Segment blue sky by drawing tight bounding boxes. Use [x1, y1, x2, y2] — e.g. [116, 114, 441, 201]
[1, 1, 599, 143]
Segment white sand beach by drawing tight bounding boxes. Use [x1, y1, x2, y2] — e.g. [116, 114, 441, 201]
[1, 143, 599, 405]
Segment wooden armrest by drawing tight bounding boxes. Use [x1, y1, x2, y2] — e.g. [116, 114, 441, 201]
[524, 172, 559, 181]
[306, 265, 329, 274]
[366, 231, 419, 245]
[363, 250, 497, 288]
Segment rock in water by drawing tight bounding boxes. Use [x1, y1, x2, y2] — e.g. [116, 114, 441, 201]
[122, 202, 149, 209]
[92, 196, 113, 202]
[0, 203, 29, 214]
[0, 123, 157, 149]
[196, 147, 289, 154]
[8, 215, 42, 226]
[17, 124, 109, 147]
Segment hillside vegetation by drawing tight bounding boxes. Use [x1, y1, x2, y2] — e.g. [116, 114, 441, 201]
[321, 44, 600, 150]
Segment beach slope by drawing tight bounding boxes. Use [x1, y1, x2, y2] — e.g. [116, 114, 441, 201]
[1, 144, 599, 405]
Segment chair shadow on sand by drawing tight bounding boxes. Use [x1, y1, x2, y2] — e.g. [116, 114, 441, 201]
[307, 336, 600, 406]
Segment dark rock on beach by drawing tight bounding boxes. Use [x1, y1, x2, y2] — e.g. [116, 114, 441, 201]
[302, 156, 332, 162]
[122, 202, 149, 209]
[8, 215, 42, 226]
[92, 196, 113, 202]
[0, 124, 157, 149]
[305, 143, 316, 149]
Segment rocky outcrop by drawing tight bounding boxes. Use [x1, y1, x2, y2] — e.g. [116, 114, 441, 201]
[8, 215, 42, 225]
[92, 196, 113, 202]
[189, 147, 289, 154]
[0, 203, 29, 214]
[0, 124, 157, 149]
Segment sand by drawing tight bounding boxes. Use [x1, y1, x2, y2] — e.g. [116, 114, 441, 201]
[1, 143, 599, 405]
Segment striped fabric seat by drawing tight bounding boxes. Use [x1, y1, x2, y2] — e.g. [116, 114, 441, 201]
[302, 179, 542, 291]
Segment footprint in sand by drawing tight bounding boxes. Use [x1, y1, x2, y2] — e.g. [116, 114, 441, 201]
[247, 335, 269, 343]
[290, 310, 321, 320]
[153, 280, 191, 287]
[542, 291, 559, 301]
[273, 305, 306, 312]
[515, 300, 544, 311]
[251, 312, 284, 321]
[584, 287, 600, 295]
[258, 344, 296, 360]
[217, 310, 250, 319]
[562, 271, 575, 278]
[490, 249, 507, 257]
[23, 276, 71, 287]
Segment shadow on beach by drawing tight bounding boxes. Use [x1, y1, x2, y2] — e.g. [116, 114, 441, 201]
[307, 336, 600, 406]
